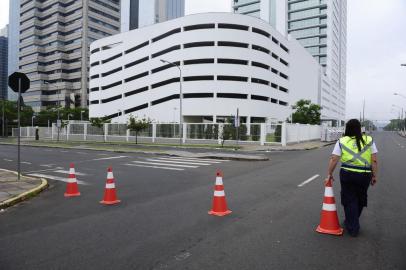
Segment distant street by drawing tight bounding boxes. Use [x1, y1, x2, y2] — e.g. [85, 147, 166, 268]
[0, 132, 405, 270]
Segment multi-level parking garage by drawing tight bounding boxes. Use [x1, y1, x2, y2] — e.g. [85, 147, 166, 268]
[89, 13, 315, 123]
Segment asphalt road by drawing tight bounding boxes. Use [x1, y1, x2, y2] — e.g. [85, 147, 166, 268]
[0, 132, 405, 270]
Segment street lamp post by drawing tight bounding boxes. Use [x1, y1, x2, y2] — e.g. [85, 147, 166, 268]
[31, 115, 35, 128]
[160, 59, 183, 145]
[394, 93, 406, 130]
[81, 110, 85, 121]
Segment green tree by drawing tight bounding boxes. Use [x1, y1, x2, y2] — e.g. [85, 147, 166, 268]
[291, 99, 321, 125]
[127, 115, 151, 144]
[90, 116, 111, 142]
[0, 100, 34, 136]
[219, 117, 235, 147]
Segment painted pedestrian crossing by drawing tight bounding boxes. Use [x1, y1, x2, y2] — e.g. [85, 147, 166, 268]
[27, 168, 88, 185]
[124, 157, 227, 171]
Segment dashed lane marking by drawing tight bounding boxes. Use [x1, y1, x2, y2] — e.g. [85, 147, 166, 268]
[3, 159, 13, 162]
[21, 161, 32, 165]
[145, 159, 211, 166]
[131, 161, 198, 168]
[298, 174, 320, 187]
[124, 163, 184, 171]
[40, 164, 56, 167]
[23, 167, 64, 174]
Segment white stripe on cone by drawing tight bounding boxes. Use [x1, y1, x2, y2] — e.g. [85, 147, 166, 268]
[324, 187, 334, 197]
[214, 190, 225, 197]
[67, 177, 77, 183]
[106, 183, 115, 189]
[322, 203, 337, 211]
[69, 168, 75, 174]
[107, 172, 114, 179]
[215, 176, 223, 186]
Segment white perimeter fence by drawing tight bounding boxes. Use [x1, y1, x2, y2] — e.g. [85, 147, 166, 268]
[13, 122, 341, 146]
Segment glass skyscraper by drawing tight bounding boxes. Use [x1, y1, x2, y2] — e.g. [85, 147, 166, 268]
[121, 0, 185, 32]
[288, 0, 347, 124]
[0, 35, 8, 100]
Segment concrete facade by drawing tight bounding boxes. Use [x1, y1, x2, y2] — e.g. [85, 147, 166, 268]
[89, 13, 320, 124]
[18, 0, 120, 111]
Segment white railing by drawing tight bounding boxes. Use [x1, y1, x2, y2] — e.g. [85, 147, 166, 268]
[14, 122, 329, 146]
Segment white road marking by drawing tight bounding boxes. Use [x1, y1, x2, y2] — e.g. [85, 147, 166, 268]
[40, 164, 56, 167]
[131, 161, 198, 168]
[156, 157, 222, 164]
[298, 174, 320, 187]
[76, 152, 87, 155]
[53, 170, 87, 176]
[169, 157, 228, 162]
[3, 159, 13, 162]
[145, 159, 211, 166]
[21, 161, 32, 165]
[24, 167, 63, 174]
[45, 149, 53, 152]
[61, 150, 69, 153]
[27, 173, 88, 185]
[124, 163, 184, 171]
[91, 156, 128, 161]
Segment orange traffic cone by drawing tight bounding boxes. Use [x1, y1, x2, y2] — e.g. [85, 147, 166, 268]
[316, 179, 343, 235]
[100, 167, 121, 205]
[64, 163, 80, 197]
[208, 170, 232, 216]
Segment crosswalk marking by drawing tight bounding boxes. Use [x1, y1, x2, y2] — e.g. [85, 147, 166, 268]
[168, 157, 229, 162]
[124, 163, 184, 171]
[27, 173, 88, 185]
[145, 159, 211, 166]
[131, 161, 198, 168]
[155, 157, 222, 164]
[91, 156, 128, 161]
[40, 164, 56, 167]
[53, 170, 87, 176]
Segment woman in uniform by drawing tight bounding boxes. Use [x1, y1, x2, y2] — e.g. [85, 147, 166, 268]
[325, 119, 378, 237]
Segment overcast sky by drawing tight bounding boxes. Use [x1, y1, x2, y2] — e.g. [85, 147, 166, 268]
[0, 0, 405, 122]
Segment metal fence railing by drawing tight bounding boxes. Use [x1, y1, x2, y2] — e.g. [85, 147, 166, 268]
[13, 122, 333, 146]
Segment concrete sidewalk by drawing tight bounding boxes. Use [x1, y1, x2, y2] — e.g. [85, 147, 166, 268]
[0, 169, 48, 209]
[240, 140, 335, 151]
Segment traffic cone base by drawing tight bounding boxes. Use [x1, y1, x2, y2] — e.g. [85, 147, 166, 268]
[100, 199, 121, 205]
[208, 210, 232, 216]
[316, 225, 343, 236]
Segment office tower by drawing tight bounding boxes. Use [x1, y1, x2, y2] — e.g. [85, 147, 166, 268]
[18, 0, 120, 111]
[0, 32, 8, 100]
[232, 0, 287, 35]
[121, 0, 185, 32]
[288, 0, 347, 124]
[8, 0, 19, 101]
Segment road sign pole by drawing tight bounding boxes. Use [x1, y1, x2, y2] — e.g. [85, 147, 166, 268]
[17, 79, 21, 181]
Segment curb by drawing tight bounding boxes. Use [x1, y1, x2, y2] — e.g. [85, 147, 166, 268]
[0, 169, 48, 210]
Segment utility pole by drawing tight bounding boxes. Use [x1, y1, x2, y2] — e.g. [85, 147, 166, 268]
[362, 99, 365, 125]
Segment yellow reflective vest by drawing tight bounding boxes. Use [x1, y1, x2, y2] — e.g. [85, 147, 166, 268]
[339, 135, 373, 173]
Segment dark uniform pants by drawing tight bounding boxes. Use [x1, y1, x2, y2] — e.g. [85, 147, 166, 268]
[339, 169, 372, 234]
